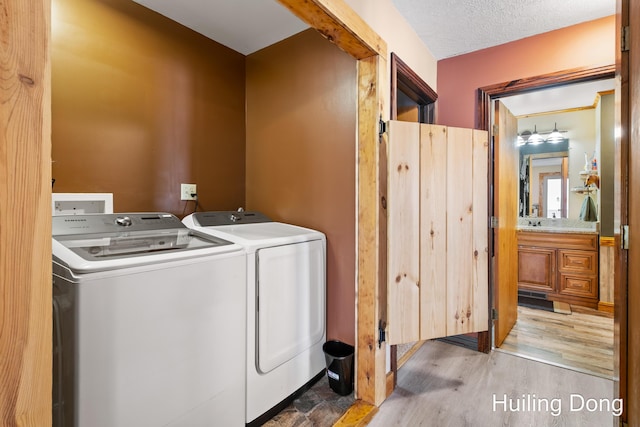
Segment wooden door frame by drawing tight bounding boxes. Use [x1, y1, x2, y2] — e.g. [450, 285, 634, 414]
[0, 0, 52, 424]
[390, 52, 438, 122]
[617, 0, 638, 423]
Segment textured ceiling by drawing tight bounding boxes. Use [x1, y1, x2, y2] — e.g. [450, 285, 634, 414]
[391, 0, 616, 60]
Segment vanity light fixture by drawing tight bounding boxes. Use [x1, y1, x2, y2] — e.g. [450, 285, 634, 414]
[517, 130, 531, 146]
[527, 125, 544, 145]
[546, 123, 564, 143]
[517, 124, 567, 146]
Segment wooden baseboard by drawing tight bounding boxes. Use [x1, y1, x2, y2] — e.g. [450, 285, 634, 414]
[385, 371, 394, 397]
[398, 341, 425, 368]
[334, 400, 378, 427]
[598, 301, 614, 313]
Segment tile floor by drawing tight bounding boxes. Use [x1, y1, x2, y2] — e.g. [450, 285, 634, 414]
[262, 375, 354, 426]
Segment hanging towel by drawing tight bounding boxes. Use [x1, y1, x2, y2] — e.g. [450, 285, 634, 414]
[579, 195, 598, 222]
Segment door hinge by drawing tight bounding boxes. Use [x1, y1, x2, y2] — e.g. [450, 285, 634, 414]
[490, 216, 499, 228]
[622, 225, 629, 250]
[378, 319, 386, 348]
[491, 308, 498, 320]
[622, 26, 630, 52]
[492, 124, 499, 135]
[379, 117, 387, 137]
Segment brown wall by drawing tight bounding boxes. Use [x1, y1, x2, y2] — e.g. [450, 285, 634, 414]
[437, 16, 616, 128]
[246, 29, 358, 345]
[52, 0, 246, 215]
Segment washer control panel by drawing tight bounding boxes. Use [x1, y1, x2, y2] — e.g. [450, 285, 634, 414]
[53, 213, 183, 236]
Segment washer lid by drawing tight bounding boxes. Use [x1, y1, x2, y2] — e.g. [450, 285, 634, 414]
[52, 213, 239, 272]
[196, 222, 325, 249]
[54, 228, 230, 261]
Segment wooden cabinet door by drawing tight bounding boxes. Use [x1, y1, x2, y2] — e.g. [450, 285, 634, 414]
[517, 246, 556, 293]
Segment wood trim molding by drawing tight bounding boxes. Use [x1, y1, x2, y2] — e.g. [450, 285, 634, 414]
[600, 236, 616, 246]
[390, 53, 437, 120]
[355, 55, 387, 406]
[598, 301, 615, 313]
[476, 65, 616, 130]
[0, 0, 52, 424]
[277, 0, 387, 59]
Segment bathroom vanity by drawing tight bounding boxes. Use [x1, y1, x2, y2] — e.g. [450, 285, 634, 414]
[517, 228, 599, 309]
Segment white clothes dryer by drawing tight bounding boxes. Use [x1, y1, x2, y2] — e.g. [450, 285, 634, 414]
[52, 213, 246, 427]
[183, 211, 326, 426]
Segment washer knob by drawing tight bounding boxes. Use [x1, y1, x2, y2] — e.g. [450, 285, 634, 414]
[115, 216, 132, 227]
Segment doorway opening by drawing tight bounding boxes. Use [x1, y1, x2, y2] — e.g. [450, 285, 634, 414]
[390, 53, 437, 123]
[388, 52, 438, 383]
[480, 65, 616, 378]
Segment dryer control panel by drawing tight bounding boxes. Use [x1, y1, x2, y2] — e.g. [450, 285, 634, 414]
[190, 211, 271, 227]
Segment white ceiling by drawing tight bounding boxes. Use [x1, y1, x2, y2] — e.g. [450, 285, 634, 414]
[500, 78, 615, 117]
[130, 0, 616, 115]
[131, 0, 308, 56]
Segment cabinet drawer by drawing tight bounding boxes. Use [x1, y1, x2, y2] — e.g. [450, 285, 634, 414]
[558, 250, 597, 275]
[558, 274, 598, 298]
[518, 231, 598, 250]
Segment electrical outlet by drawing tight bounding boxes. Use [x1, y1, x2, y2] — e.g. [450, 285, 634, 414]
[181, 183, 197, 201]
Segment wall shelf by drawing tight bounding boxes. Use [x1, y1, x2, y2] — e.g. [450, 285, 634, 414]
[571, 186, 597, 194]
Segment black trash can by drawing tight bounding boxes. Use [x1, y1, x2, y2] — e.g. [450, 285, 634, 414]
[323, 340, 354, 396]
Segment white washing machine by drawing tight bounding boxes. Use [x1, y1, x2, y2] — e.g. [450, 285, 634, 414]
[183, 211, 326, 426]
[52, 213, 246, 427]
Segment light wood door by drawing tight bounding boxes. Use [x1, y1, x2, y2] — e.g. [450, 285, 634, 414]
[387, 120, 421, 343]
[387, 120, 488, 345]
[493, 101, 519, 347]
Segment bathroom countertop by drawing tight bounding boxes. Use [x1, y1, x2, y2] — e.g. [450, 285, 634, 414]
[517, 226, 599, 234]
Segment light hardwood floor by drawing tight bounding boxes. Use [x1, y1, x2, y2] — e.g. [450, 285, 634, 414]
[499, 305, 614, 378]
[368, 340, 617, 426]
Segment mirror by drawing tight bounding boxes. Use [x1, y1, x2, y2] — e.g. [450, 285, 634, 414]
[503, 80, 615, 225]
[519, 137, 570, 218]
[519, 151, 569, 218]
